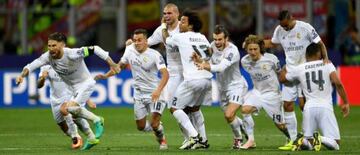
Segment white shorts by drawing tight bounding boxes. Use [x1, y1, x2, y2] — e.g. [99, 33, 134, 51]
[134, 98, 166, 120]
[244, 89, 285, 124]
[281, 84, 302, 102]
[171, 79, 212, 109]
[50, 96, 86, 123]
[164, 73, 184, 108]
[303, 107, 340, 140]
[70, 80, 96, 106]
[219, 85, 248, 111]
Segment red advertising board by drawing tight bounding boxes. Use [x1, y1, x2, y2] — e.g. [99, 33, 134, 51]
[338, 66, 360, 106]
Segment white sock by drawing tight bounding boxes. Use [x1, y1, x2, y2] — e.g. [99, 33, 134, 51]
[190, 110, 207, 141]
[78, 107, 100, 123]
[173, 110, 198, 137]
[64, 114, 79, 138]
[242, 114, 255, 141]
[75, 118, 95, 140]
[284, 111, 298, 141]
[321, 136, 339, 150]
[229, 116, 242, 139]
[143, 120, 153, 132]
[302, 138, 313, 150]
[179, 123, 189, 141]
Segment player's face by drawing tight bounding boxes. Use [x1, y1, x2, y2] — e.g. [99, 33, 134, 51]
[280, 19, 292, 31]
[133, 34, 148, 53]
[179, 16, 189, 32]
[246, 43, 261, 61]
[213, 33, 227, 51]
[48, 40, 65, 58]
[163, 7, 178, 25]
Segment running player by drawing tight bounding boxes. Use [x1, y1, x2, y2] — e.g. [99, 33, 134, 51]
[16, 32, 119, 150]
[240, 35, 291, 149]
[96, 29, 169, 150]
[192, 25, 248, 149]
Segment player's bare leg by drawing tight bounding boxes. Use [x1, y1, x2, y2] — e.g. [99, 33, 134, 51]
[240, 105, 256, 149]
[224, 103, 246, 149]
[60, 102, 82, 149]
[151, 112, 168, 150]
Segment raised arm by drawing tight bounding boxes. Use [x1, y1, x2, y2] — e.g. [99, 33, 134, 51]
[264, 39, 279, 49]
[318, 41, 329, 63]
[330, 71, 350, 117]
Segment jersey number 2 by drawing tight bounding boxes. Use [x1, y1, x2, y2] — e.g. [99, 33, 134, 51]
[305, 70, 324, 92]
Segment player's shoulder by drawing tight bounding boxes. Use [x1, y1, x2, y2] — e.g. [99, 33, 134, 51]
[147, 47, 162, 56]
[263, 53, 278, 61]
[241, 54, 251, 64]
[296, 20, 314, 30]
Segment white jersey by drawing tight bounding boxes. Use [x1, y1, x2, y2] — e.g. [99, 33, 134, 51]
[24, 46, 109, 89]
[210, 42, 246, 91]
[271, 20, 321, 71]
[286, 60, 336, 111]
[166, 31, 213, 81]
[148, 23, 182, 75]
[120, 44, 167, 94]
[39, 65, 72, 105]
[241, 53, 281, 94]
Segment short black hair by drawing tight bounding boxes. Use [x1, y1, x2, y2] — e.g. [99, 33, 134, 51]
[48, 32, 67, 43]
[278, 10, 291, 21]
[306, 43, 321, 58]
[133, 29, 148, 38]
[182, 9, 202, 32]
[214, 25, 229, 38]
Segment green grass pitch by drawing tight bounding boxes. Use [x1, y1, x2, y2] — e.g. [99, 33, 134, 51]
[0, 106, 359, 155]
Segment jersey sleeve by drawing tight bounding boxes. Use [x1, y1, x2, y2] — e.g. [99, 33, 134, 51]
[147, 26, 163, 46]
[271, 26, 281, 44]
[326, 63, 336, 73]
[304, 23, 321, 43]
[24, 52, 50, 73]
[210, 49, 239, 73]
[285, 67, 299, 81]
[120, 47, 131, 64]
[69, 46, 109, 60]
[271, 54, 281, 73]
[154, 50, 167, 70]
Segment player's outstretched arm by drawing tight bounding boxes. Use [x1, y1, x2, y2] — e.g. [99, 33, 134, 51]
[151, 68, 169, 103]
[16, 68, 29, 85]
[37, 71, 49, 88]
[264, 39, 279, 49]
[94, 62, 125, 80]
[330, 71, 350, 117]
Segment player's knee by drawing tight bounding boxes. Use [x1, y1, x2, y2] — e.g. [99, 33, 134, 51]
[60, 102, 69, 115]
[241, 106, 253, 114]
[150, 121, 159, 130]
[224, 111, 235, 122]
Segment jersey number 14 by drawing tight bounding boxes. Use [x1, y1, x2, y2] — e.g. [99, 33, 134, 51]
[305, 70, 325, 92]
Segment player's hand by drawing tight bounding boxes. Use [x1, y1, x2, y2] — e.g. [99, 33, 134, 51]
[151, 89, 161, 103]
[86, 100, 97, 109]
[194, 61, 205, 70]
[94, 74, 108, 80]
[341, 103, 350, 118]
[110, 64, 120, 74]
[191, 52, 202, 63]
[16, 76, 23, 85]
[125, 39, 133, 46]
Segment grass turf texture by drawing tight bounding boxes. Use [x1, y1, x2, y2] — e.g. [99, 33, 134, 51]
[0, 106, 359, 155]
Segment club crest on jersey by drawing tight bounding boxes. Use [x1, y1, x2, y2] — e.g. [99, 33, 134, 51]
[143, 57, 149, 63]
[296, 33, 301, 39]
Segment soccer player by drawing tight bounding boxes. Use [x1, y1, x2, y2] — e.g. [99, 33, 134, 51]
[15, 32, 119, 150]
[164, 10, 212, 150]
[96, 29, 169, 150]
[37, 65, 97, 149]
[264, 10, 329, 150]
[192, 25, 248, 149]
[240, 35, 291, 149]
[279, 43, 350, 151]
[127, 3, 209, 149]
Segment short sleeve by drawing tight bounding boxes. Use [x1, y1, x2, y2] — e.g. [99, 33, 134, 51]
[148, 26, 163, 46]
[154, 51, 167, 70]
[271, 26, 281, 44]
[120, 47, 131, 64]
[326, 63, 336, 73]
[304, 23, 321, 43]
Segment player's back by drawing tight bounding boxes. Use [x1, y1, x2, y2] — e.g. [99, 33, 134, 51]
[291, 60, 335, 110]
[171, 32, 212, 81]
